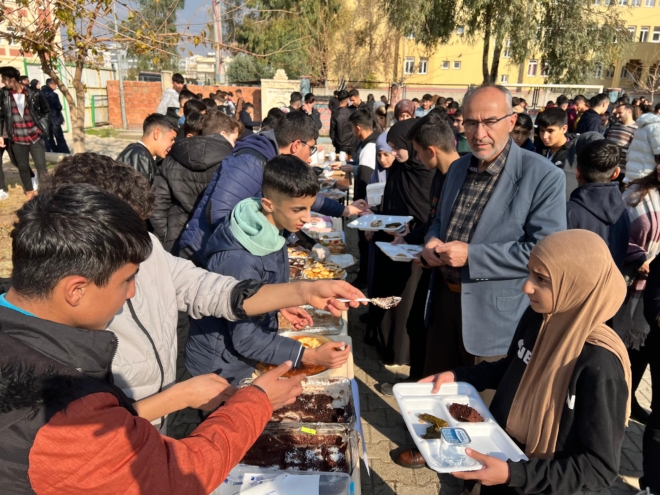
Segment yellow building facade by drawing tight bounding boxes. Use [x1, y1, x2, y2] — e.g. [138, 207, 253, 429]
[388, 2, 660, 98]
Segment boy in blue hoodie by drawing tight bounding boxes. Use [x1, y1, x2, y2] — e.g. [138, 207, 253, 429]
[186, 155, 351, 384]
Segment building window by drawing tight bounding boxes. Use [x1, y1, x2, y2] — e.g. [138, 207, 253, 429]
[646, 0, 655, 5]
[404, 57, 415, 74]
[628, 26, 637, 40]
[619, 0, 628, 5]
[456, 26, 465, 35]
[442, 61, 450, 69]
[453, 61, 461, 69]
[593, 0, 600, 4]
[633, 0, 642, 5]
[527, 60, 538, 76]
[503, 39, 511, 58]
[542, 64, 549, 76]
[653, 26, 660, 41]
[641, 26, 650, 41]
[419, 58, 428, 74]
[621, 65, 630, 79]
[605, 65, 615, 77]
[500, 74, 509, 83]
[594, 63, 603, 78]
[406, 33, 415, 40]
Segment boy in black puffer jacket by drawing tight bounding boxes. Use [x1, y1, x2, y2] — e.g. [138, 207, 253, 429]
[566, 140, 630, 270]
[151, 109, 244, 254]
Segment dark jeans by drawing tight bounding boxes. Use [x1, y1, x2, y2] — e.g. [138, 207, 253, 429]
[47, 125, 70, 154]
[8, 139, 47, 192]
[639, 325, 660, 492]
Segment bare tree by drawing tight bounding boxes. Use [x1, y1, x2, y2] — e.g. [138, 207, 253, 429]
[625, 52, 660, 103]
[0, 0, 218, 152]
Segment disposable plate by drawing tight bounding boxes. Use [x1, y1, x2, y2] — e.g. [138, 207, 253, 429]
[376, 242, 422, 262]
[347, 214, 413, 232]
[393, 382, 527, 473]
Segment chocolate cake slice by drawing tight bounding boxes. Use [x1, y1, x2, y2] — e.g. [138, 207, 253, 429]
[270, 393, 351, 423]
[242, 433, 349, 472]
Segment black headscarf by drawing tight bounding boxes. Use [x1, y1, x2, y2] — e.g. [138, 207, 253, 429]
[383, 119, 435, 227]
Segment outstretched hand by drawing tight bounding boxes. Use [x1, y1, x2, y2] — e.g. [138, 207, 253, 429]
[280, 306, 314, 330]
[302, 280, 367, 316]
[253, 361, 305, 410]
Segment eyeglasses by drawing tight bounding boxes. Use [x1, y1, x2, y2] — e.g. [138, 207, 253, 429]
[297, 141, 318, 155]
[463, 113, 514, 132]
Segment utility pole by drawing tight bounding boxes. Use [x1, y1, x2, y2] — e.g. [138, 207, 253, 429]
[112, 1, 128, 129]
[212, 0, 223, 84]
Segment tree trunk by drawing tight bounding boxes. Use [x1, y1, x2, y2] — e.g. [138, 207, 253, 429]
[71, 60, 86, 154]
[490, 37, 503, 84]
[481, 5, 493, 84]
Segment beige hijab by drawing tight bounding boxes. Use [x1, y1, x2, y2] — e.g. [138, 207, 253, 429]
[505, 229, 631, 459]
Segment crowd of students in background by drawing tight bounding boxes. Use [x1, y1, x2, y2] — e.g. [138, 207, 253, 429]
[1, 67, 660, 494]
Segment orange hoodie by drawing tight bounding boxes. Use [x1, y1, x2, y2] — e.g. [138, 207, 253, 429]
[28, 386, 271, 494]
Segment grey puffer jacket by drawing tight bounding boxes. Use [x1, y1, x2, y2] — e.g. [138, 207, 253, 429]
[108, 234, 241, 426]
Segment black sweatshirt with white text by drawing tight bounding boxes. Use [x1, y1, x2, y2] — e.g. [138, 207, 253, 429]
[453, 307, 628, 495]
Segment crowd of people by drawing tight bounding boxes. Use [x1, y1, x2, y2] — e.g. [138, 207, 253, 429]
[0, 66, 658, 495]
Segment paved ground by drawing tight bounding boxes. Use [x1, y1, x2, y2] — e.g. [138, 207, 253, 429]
[1, 133, 650, 494]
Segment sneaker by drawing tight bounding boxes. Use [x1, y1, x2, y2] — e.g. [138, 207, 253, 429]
[0, 189, 9, 201]
[31, 177, 39, 191]
[379, 382, 394, 396]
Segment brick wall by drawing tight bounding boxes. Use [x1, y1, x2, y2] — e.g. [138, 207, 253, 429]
[107, 81, 262, 129]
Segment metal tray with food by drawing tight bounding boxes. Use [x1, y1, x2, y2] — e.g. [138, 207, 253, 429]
[302, 261, 347, 280]
[393, 382, 527, 473]
[255, 335, 335, 379]
[240, 425, 359, 475]
[347, 214, 413, 233]
[240, 377, 355, 427]
[278, 306, 345, 335]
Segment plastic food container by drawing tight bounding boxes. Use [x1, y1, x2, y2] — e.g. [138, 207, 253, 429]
[393, 382, 527, 473]
[366, 183, 385, 207]
[347, 214, 412, 233]
[438, 428, 479, 469]
[375, 242, 423, 262]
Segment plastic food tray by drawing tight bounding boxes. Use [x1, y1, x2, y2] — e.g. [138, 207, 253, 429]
[240, 377, 355, 428]
[393, 382, 528, 473]
[375, 242, 423, 262]
[213, 465, 353, 495]
[240, 424, 359, 475]
[347, 214, 413, 233]
[278, 306, 345, 336]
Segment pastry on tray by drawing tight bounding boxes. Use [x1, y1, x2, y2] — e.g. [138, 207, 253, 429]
[448, 403, 484, 423]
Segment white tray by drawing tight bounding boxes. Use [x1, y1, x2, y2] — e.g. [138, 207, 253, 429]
[347, 214, 412, 233]
[376, 242, 422, 262]
[393, 382, 528, 473]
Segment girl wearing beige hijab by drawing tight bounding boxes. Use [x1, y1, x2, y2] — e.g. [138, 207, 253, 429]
[421, 230, 632, 494]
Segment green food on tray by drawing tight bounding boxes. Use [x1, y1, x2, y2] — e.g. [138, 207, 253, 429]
[418, 413, 449, 439]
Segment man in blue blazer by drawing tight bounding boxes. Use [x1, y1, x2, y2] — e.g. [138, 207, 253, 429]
[421, 85, 566, 376]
